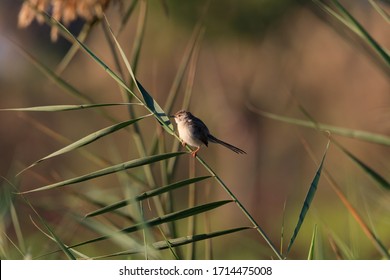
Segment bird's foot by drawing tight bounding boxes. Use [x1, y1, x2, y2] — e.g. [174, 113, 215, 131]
[190, 147, 200, 157]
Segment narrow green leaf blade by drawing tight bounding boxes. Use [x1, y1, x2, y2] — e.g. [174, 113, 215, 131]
[254, 108, 390, 146]
[136, 79, 173, 130]
[0, 103, 140, 112]
[102, 16, 174, 134]
[307, 224, 318, 260]
[154, 227, 251, 250]
[18, 115, 149, 175]
[369, 0, 390, 24]
[20, 152, 185, 193]
[24, 193, 77, 259]
[85, 176, 212, 218]
[35, 9, 143, 104]
[332, 0, 390, 66]
[70, 200, 233, 249]
[7, 38, 94, 103]
[29, 216, 76, 260]
[334, 141, 390, 190]
[286, 140, 330, 255]
[85, 227, 250, 259]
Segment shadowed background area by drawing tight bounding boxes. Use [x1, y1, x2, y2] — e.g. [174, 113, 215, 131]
[0, 0, 389, 259]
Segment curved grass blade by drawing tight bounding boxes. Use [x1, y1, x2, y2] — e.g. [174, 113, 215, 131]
[153, 226, 251, 250]
[102, 15, 173, 133]
[67, 200, 233, 250]
[286, 140, 330, 256]
[9, 203, 26, 254]
[55, 21, 96, 75]
[280, 199, 287, 256]
[369, 0, 390, 23]
[85, 226, 248, 259]
[36, 9, 174, 134]
[1, 179, 26, 257]
[323, 170, 390, 259]
[91, 226, 251, 259]
[72, 191, 139, 222]
[74, 214, 157, 259]
[101, 9, 171, 233]
[307, 224, 318, 260]
[20, 152, 185, 194]
[251, 107, 390, 146]
[85, 176, 212, 218]
[296, 102, 390, 191]
[117, 0, 139, 35]
[297, 103, 390, 191]
[0, 103, 141, 112]
[194, 154, 283, 260]
[313, 0, 390, 71]
[29, 216, 88, 259]
[19, 115, 114, 170]
[135, 80, 172, 129]
[17, 115, 150, 175]
[327, 231, 350, 259]
[303, 135, 390, 259]
[331, 0, 390, 66]
[164, 23, 204, 115]
[7, 37, 94, 104]
[166, 25, 203, 167]
[156, 225, 180, 259]
[30, 216, 76, 260]
[128, 0, 146, 82]
[18, 190, 77, 260]
[333, 140, 390, 190]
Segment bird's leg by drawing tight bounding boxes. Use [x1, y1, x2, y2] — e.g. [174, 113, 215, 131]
[191, 146, 201, 157]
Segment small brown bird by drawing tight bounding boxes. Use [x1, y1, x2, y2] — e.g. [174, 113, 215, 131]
[171, 110, 246, 157]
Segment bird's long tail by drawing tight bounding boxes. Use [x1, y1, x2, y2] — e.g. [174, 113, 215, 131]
[208, 134, 246, 154]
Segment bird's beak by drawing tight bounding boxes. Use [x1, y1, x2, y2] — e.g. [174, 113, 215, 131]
[169, 115, 176, 118]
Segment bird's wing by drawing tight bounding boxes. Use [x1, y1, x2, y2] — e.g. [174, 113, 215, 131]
[189, 116, 209, 146]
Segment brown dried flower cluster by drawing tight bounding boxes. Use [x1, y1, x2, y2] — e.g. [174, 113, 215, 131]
[18, 0, 112, 41]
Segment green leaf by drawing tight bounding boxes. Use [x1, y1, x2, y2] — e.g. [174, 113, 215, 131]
[21, 193, 77, 259]
[307, 224, 318, 260]
[88, 227, 250, 259]
[0, 103, 140, 112]
[102, 16, 174, 134]
[69, 200, 233, 249]
[286, 140, 330, 255]
[369, 0, 390, 24]
[153, 226, 251, 250]
[7, 38, 94, 104]
[72, 214, 157, 259]
[324, 172, 390, 259]
[56, 21, 96, 75]
[29, 216, 77, 260]
[331, 0, 390, 67]
[20, 152, 185, 194]
[85, 176, 212, 218]
[313, 0, 390, 68]
[35, 9, 147, 114]
[118, 0, 140, 35]
[327, 231, 351, 259]
[334, 141, 390, 190]
[17, 115, 149, 175]
[135, 79, 173, 129]
[256, 109, 390, 146]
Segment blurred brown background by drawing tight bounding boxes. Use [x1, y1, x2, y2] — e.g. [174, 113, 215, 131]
[0, 0, 389, 259]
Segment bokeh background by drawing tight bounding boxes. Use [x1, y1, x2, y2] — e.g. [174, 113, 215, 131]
[0, 0, 389, 259]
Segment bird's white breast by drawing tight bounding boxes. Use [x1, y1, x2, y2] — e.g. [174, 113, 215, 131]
[177, 121, 204, 148]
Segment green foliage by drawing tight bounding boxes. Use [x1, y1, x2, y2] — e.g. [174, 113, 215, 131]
[1, 0, 389, 260]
